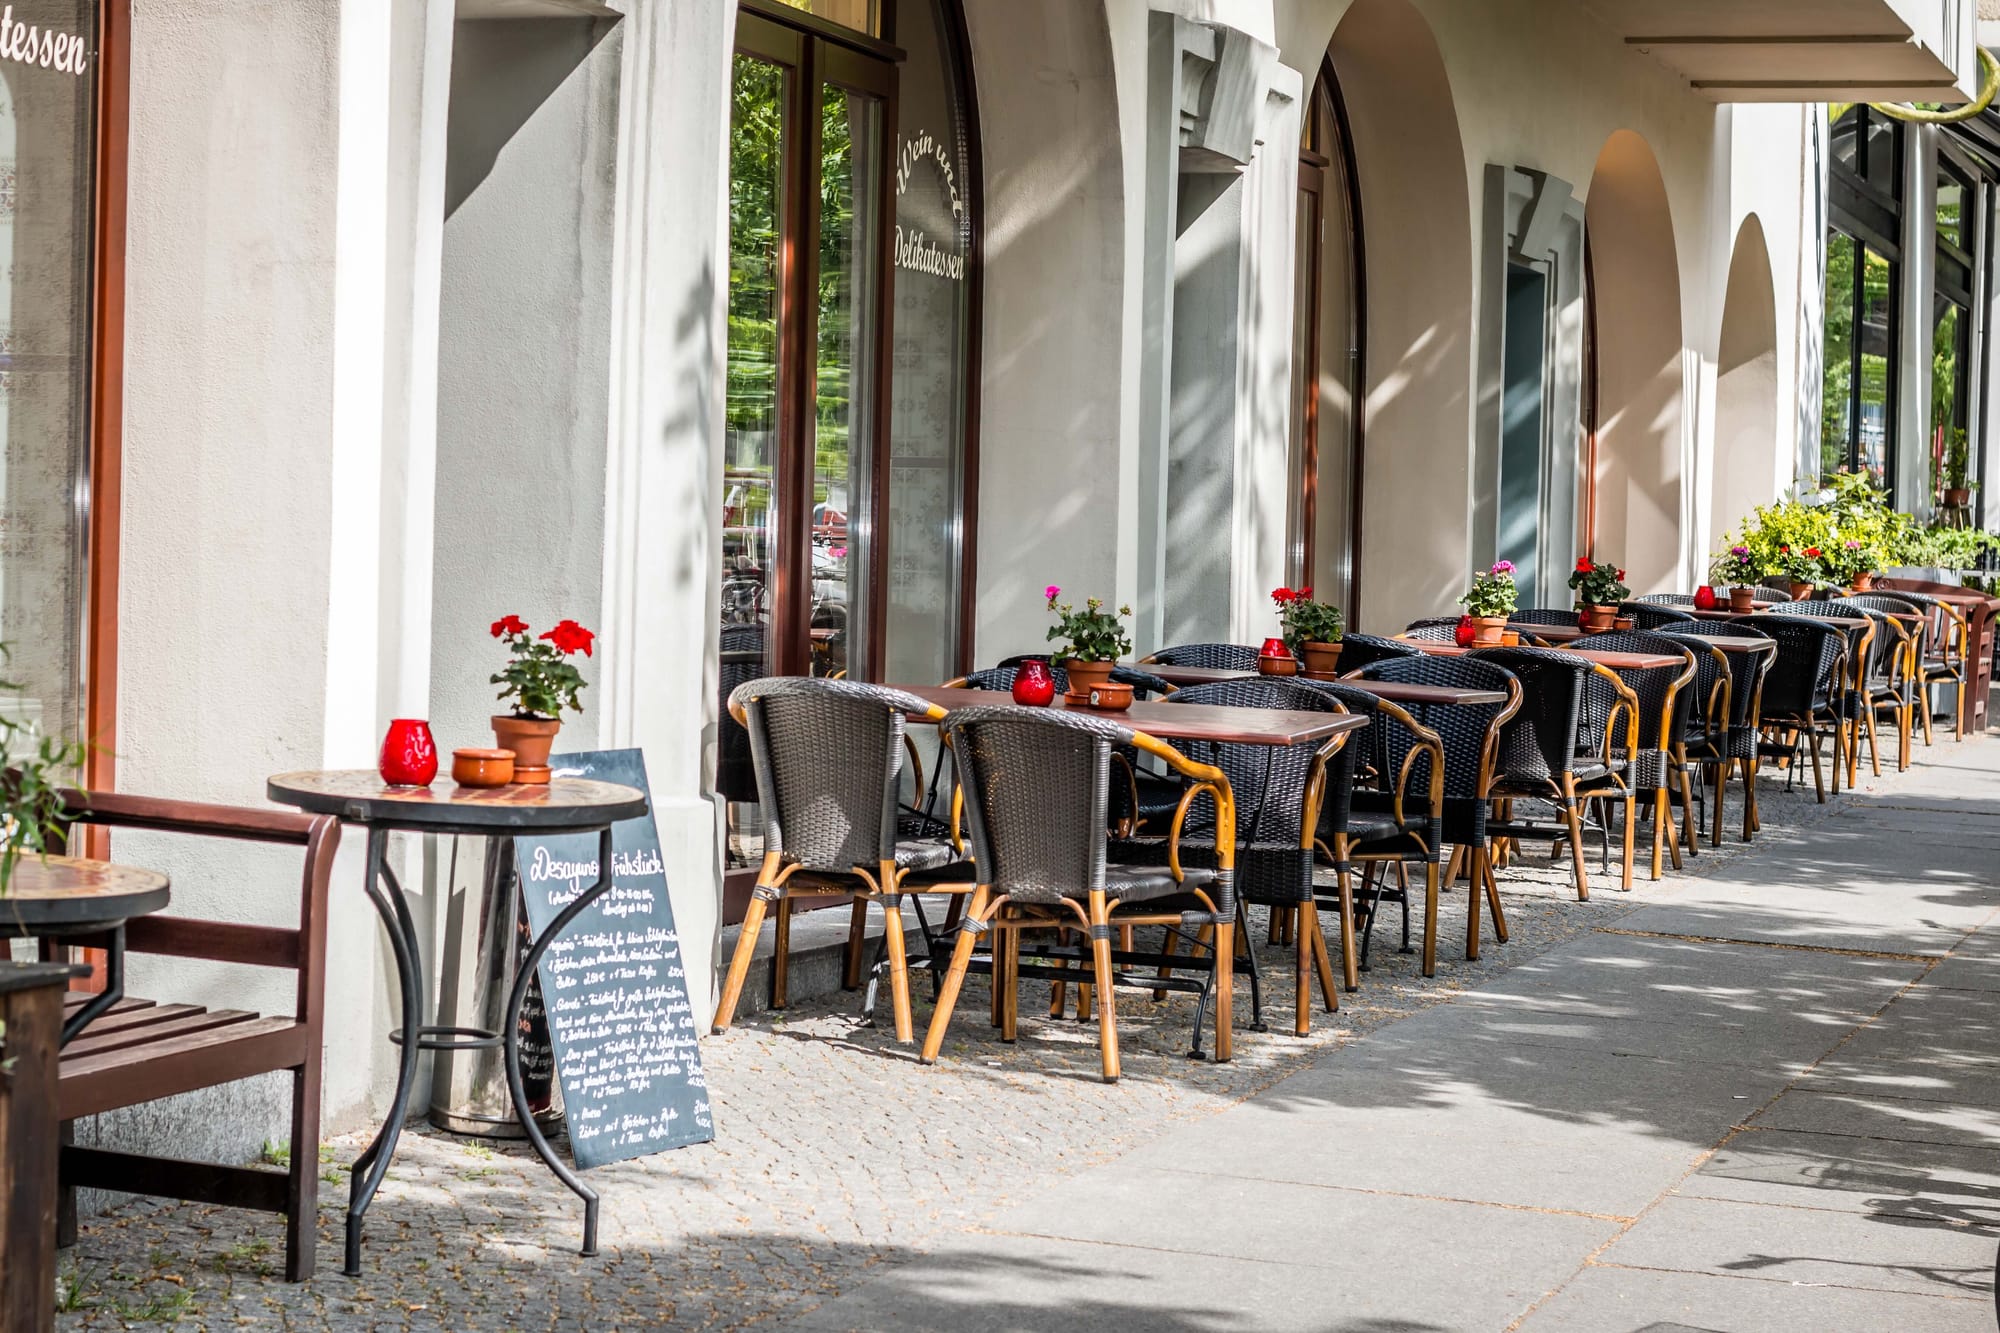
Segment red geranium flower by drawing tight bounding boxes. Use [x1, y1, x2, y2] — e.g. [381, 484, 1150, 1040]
[491, 614, 528, 638]
[1576, 557, 1593, 572]
[1298, 586, 1312, 599]
[1616, 569, 1626, 581]
[1804, 547, 1822, 559]
[540, 619, 595, 657]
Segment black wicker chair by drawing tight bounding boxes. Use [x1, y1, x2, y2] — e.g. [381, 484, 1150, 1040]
[1837, 595, 1923, 772]
[1334, 633, 1422, 672]
[1350, 656, 1522, 972]
[717, 624, 766, 808]
[1638, 593, 1697, 606]
[1660, 622, 1775, 843]
[1109, 677, 1352, 1037]
[1621, 601, 1697, 630]
[713, 678, 975, 1043]
[1572, 631, 1697, 880]
[1751, 614, 1849, 803]
[1775, 601, 1874, 782]
[1510, 608, 1583, 627]
[1399, 620, 1464, 643]
[1142, 642, 1262, 672]
[919, 705, 1244, 1079]
[1472, 646, 1637, 897]
[1651, 631, 1729, 852]
[1884, 588, 1971, 742]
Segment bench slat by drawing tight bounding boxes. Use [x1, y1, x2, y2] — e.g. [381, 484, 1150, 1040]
[62, 1009, 259, 1060]
[123, 918, 303, 970]
[67, 1002, 205, 1040]
[62, 994, 150, 1015]
[59, 1018, 307, 1121]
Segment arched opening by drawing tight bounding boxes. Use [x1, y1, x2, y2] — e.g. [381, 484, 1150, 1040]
[1710, 214, 1780, 544]
[1586, 129, 1685, 593]
[1328, 0, 1473, 626]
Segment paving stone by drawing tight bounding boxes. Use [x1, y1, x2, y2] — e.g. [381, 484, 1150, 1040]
[1749, 1088, 2000, 1150]
[1518, 1263, 1994, 1332]
[1680, 1126, 2000, 1222]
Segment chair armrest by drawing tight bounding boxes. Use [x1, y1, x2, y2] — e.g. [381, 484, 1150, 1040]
[59, 789, 321, 846]
[1129, 731, 1238, 881]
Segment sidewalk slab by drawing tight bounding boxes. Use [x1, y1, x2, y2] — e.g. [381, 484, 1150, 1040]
[1681, 1126, 2000, 1218]
[1518, 1264, 1993, 1332]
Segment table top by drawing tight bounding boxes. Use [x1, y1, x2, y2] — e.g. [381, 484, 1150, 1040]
[267, 770, 649, 833]
[1672, 634, 1779, 655]
[1134, 662, 1504, 705]
[0, 855, 171, 934]
[892, 685, 1370, 747]
[1690, 607, 1883, 631]
[1403, 640, 1686, 671]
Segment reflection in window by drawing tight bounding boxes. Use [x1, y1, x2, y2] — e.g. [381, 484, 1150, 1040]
[1820, 228, 1895, 487]
[0, 2, 99, 750]
[770, 0, 877, 35]
[1857, 245, 1892, 480]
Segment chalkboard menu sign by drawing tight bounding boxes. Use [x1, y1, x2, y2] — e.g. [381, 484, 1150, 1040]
[514, 749, 713, 1168]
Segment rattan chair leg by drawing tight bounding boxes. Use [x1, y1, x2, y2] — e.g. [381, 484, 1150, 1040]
[1710, 759, 1726, 848]
[1336, 866, 1360, 991]
[880, 882, 914, 1043]
[1000, 919, 1020, 1044]
[1649, 790, 1668, 880]
[919, 886, 991, 1064]
[1213, 917, 1236, 1063]
[1048, 927, 1069, 1018]
[1267, 907, 1285, 946]
[1292, 902, 1316, 1036]
[1558, 779, 1589, 901]
[1087, 893, 1120, 1082]
[1153, 928, 1178, 1002]
[1919, 678, 1936, 746]
[711, 887, 774, 1034]
[1955, 678, 1966, 741]
[1897, 699, 1912, 771]
[1421, 859, 1441, 977]
[1466, 844, 1489, 961]
[1444, 845, 1465, 887]
[1741, 758, 1758, 837]
[1482, 851, 1509, 942]
[1860, 708, 1881, 780]
[771, 896, 794, 1009]
[842, 899, 868, 990]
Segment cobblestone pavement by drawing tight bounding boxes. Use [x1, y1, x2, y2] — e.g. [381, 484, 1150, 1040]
[53, 754, 1935, 1329]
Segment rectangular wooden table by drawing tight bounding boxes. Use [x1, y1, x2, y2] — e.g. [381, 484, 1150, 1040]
[1690, 607, 1881, 631]
[893, 685, 1370, 747]
[1402, 640, 1685, 671]
[1132, 662, 1506, 706]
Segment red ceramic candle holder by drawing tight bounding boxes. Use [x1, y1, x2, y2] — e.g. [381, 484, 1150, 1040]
[379, 718, 438, 787]
[1011, 658, 1057, 707]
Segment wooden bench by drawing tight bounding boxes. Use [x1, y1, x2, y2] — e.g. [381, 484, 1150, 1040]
[41, 790, 340, 1282]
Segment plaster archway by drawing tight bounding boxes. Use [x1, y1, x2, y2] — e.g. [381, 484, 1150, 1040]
[1329, 0, 1474, 627]
[1709, 215, 1780, 545]
[1586, 130, 1685, 593]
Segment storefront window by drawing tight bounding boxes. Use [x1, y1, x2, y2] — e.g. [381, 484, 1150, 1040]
[0, 0, 99, 747]
[769, 0, 878, 36]
[884, 0, 974, 685]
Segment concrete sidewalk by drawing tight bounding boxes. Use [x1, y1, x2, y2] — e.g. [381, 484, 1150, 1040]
[786, 749, 2000, 1331]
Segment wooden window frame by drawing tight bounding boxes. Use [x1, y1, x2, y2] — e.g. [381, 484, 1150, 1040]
[87, 0, 130, 809]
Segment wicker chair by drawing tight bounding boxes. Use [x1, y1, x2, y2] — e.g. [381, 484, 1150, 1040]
[1472, 646, 1638, 896]
[1350, 656, 1522, 972]
[1510, 607, 1583, 627]
[1399, 620, 1464, 643]
[1883, 588, 1971, 742]
[1638, 593, 1697, 606]
[1660, 622, 1775, 843]
[716, 624, 766, 807]
[1775, 600, 1874, 782]
[1334, 633, 1422, 671]
[1142, 642, 1262, 671]
[1835, 597, 1921, 774]
[1572, 631, 1697, 880]
[1651, 632, 1729, 851]
[1752, 614, 1850, 803]
[1111, 676, 1351, 1037]
[712, 678, 974, 1043]
[919, 706, 1243, 1080]
[1621, 601, 1697, 630]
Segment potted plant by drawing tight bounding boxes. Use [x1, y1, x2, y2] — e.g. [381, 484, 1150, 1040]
[1567, 557, 1630, 630]
[489, 614, 594, 784]
[1044, 586, 1132, 697]
[1458, 561, 1518, 646]
[1272, 585, 1344, 677]
[1823, 538, 1878, 593]
[1709, 543, 1763, 612]
[0, 654, 87, 897]
[1943, 428, 1976, 508]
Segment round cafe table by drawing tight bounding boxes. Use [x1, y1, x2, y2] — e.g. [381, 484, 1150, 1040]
[0, 854, 170, 1046]
[266, 771, 647, 1275]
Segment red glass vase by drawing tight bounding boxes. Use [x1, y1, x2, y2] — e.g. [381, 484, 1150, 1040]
[1453, 616, 1477, 648]
[379, 718, 438, 787]
[1694, 585, 1718, 610]
[1011, 658, 1056, 707]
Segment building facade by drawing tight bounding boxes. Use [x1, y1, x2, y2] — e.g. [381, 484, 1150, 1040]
[21, 0, 1980, 1155]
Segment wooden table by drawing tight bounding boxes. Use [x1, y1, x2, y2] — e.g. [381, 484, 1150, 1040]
[1679, 635, 1779, 656]
[1133, 662, 1505, 706]
[267, 771, 647, 1273]
[1690, 606, 1881, 632]
[0, 961, 86, 1333]
[893, 685, 1369, 747]
[1403, 640, 1686, 671]
[0, 855, 171, 1048]
[1880, 577, 2000, 734]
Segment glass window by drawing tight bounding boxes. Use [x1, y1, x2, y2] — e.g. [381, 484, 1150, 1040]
[1820, 227, 1896, 488]
[769, 0, 878, 36]
[1933, 294, 1969, 500]
[1938, 167, 1965, 252]
[884, 0, 975, 686]
[0, 0, 99, 748]
[1857, 245, 1893, 480]
[1498, 265, 1548, 607]
[1821, 229, 1854, 477]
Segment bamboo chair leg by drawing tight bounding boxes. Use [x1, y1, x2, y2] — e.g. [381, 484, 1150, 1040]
[1955, 678, 1967, 741]
[1919, 678, 1936, 745]
[1898, 698, 1912, 771]
[1620, 790, 1637, 889]
[1152, 926, 1179, 1002]
[1860, 708, 1881, 780]
[1083, 895, 1119, 1080]
[991, 918, 1007, 1028]
[771, 896, 794, 1009]
[1649, 789, 1667, 880]
[1560, 792, 1589, 900]
[1806, 727, 1827, 802]
[919, 886, 991, 1064]
[1120, 924, 1134, 953]
[1711, 758, 1727, 849]
[842, 898, 868, 990]
[1306, 900, 1339, 1013]
[1742, 757, 1759, 838]
[880, 889, 915, 1043]
[1336, 868, 1361, 991]
[1266, 906, 1283, 946]
[1444, 845, 1466, 887]
[1481, 851, 1509, 943]
[1677, 764, 1699, 856]
[1000, 919, 1019, 1044]
[712, 888, 772, 1033]
[1466, 844, 1490, 961]
[1049, 926, 1068, 1019]
[1421, 859, 1441, 977]
[1282, 908, 1296, 946]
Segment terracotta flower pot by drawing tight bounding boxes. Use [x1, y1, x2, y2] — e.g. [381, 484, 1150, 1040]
[1788, 581, 1813, 601]
[1062, 658, 1116, 698]
[1945, 487, 1972, 507]
[1579, 604, 1618, 632]
[1850, 571, 1875, 592]
[1728, 586, 1757, 613]
[1299, 640, 1342, 680]
[1471, 616, 1508, 647]
[492, 714, 560, 785]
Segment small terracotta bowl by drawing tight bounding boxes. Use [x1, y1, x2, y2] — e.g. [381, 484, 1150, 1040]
[1085, 681, 1134, 711]
[1500, 630, 1521, 647]
[1258, 654, 1300, 676]
[452, 747, 516, 787]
